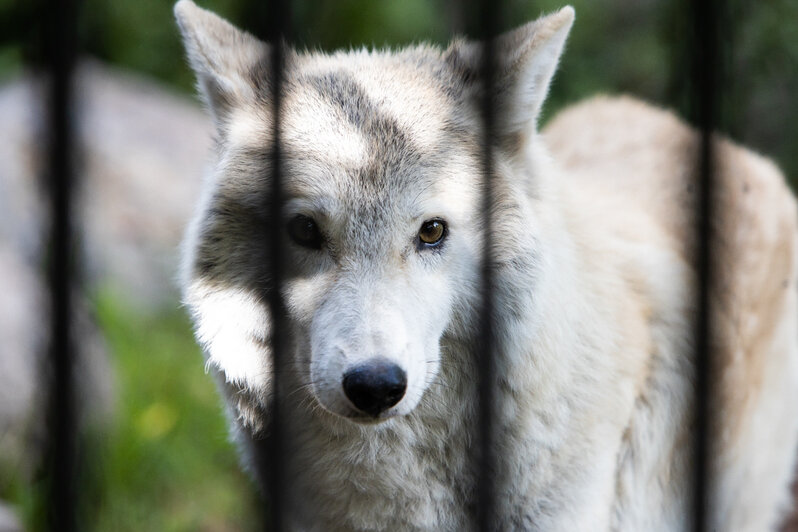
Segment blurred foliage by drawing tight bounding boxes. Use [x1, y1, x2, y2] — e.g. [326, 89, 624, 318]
[8, 290, 263, 531]
[87, 293, 259, 531]
[81, 291, 260, 531]
[2, 288, 262, 530]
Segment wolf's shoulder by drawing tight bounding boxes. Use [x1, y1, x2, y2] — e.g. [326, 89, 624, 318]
[543, 95, 797, 264]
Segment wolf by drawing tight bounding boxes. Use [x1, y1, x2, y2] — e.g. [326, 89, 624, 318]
[175, 1, 798, 530]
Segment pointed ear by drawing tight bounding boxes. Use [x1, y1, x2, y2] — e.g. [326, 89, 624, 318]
[446, 6, 574, 140]
[174, 0, 268, 125]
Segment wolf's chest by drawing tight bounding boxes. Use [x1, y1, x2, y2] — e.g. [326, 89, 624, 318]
[288, 421, 474, 531]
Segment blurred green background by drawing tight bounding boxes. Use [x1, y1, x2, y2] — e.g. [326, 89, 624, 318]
[0, 0, 796, 530]
[2, 0, 798, 178]
[3, 0, 796, 177]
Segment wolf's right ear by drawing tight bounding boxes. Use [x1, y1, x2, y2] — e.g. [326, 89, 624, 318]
[445, 7, 574, 143]
[174, 0, 268, 126]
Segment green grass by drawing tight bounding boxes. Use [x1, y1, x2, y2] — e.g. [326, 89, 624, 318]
[78, 291, 260, 531]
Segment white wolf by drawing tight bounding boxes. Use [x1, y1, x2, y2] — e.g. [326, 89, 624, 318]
[175, 1, 798, 530]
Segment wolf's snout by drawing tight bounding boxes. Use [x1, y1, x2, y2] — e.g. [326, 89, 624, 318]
[342, 359, 407, 417]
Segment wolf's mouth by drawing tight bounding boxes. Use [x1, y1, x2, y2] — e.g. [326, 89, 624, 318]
[344, 412, 397, 425]
[318, 401, 402, 424]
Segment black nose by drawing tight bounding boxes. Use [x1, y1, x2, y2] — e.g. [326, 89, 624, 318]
[342, 359, 407, 417]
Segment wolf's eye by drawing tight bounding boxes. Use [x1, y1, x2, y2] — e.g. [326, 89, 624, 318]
[417, 219, 447, 248]
[288, 215, 323, 249]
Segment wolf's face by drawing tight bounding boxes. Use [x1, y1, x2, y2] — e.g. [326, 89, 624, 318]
[176, 0, 572, 425]
[277, 79, 485, 420]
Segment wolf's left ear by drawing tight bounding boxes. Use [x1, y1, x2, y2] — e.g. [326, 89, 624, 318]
[446, 6, 574, 139]
[174, 0, 268, 126]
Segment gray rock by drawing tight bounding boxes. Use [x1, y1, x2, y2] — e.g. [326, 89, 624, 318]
[0, 60, 211, 309]
[0, 60, 212, 516]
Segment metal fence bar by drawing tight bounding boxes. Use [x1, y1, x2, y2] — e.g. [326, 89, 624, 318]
[476, 0, 500, 529]
[690, 0, 721, 530]
[263, 0, 290, 530]
[42, 0, 80, 529]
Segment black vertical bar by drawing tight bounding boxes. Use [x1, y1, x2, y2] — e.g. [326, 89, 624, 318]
[263, 0, 289, 530]
[476, 0, 499, 529]
[690, 0, 720, 531]
[42, 0, 80, 529]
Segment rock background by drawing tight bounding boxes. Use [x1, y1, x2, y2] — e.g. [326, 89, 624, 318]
[0, 60, 211, 529]
[0, 60, 212, 308]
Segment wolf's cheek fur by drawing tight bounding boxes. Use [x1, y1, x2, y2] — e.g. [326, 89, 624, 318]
[185, 281, 273, 396]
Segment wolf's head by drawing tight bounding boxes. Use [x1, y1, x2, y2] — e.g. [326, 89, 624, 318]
[176, 0, 573, 427]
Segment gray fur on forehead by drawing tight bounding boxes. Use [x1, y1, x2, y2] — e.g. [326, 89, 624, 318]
[303, 71, 417, 171]
[292, 70, 464, 200]
[287, 45, 466, 99]
[272, 56, 478, 191]
[243, 44, 478, 128]
[212, 47, 483, 215]
[304, 71, 411, 143]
